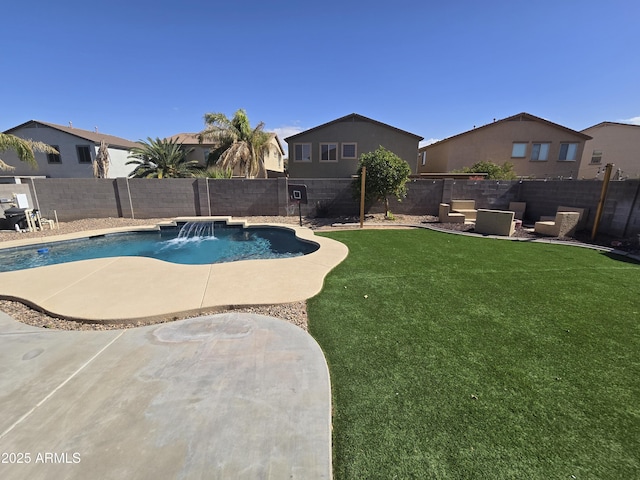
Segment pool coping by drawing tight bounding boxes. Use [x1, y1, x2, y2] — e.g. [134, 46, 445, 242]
[0, 217, 349, 323]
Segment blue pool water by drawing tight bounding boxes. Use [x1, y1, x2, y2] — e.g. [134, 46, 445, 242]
[0, 222, 318, 273]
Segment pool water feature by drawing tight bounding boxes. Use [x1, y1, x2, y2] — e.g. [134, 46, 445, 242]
[0, 221, 319, 273]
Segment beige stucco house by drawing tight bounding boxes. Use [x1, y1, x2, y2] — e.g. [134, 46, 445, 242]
[284, 113, 423, 178]
[166, 132, 285, 177]
[578, 122, 640, 180]
[417, 113, 591, 179]
[2, 120, 139, 178]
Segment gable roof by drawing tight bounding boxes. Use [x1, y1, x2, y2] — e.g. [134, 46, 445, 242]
[421, 112, 591, 150]
[166, 132, 285, 154]
[165, 132, 204, 144]
[581, 121, 640, 132]
[4, 120, 139, 149]
[284, 113, 423, 141]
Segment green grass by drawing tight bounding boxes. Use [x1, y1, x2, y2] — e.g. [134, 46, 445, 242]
[308, 229, 640, 479]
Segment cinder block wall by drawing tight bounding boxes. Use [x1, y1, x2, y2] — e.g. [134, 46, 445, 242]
[125, 178, 200, 218]
[209, 178, 280, 216]
[291, 178, 444, 217]
[292, 179, 356, 217]
[444, 179, 522, 210]
[32, 178, 121, 220]
[519, 180, 640, 236]
[17, 177, 640, 237]
[519, 181, 602, 224]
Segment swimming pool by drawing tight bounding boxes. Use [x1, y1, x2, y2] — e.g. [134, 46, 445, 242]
[0, 221, 319, 273]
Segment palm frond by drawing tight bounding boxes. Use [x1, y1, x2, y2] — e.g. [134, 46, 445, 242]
[196, 109, 270, 178]
[0, 158, 17, 171]
[127, 137, 200, 178]
[0, 133, 56, 169]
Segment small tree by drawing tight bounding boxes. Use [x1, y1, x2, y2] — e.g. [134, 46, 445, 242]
[352, 146, 411, 219]
[453, 160, 517, 180]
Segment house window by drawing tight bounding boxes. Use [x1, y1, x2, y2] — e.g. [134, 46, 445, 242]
[559, 143, 578, 161]
[293, 143, 311, 162]
[511, 143, 527, 158]
[590, 150, 602, 164]
[320, 143, 338, 162]
[76, 145, 92, 163]
[530, 143, 550, 161]
[47, 145, 61, 164]
[342, 143, 357, 159]
[420, 151, 426, 166]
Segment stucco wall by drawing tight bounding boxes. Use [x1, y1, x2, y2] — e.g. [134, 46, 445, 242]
[579, 123, 640, 180]
[7, 126, 96, 178]
[106, 147, 136, 178]
[287, 118, 421, 178]
[4, 124, 134, 178]
[419, 119, 588, 179]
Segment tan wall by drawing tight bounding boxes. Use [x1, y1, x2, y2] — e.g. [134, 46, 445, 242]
[579, 123, 640, 180]
[183, 136, 284, 176]
[287, 118, 420, 178]
[419, 119, 588, 179]
[262, 137, 285, 173]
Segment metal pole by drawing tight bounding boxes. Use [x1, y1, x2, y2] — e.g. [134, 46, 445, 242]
[591, 163, 614, 240]
[359, 167, 366, 228]
[206, 178, 212, 216]
[125, 177, 135, 219]
[29, 177, 41, 211]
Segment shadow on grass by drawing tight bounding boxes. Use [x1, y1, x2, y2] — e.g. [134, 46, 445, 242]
[601, 250, 640, 264]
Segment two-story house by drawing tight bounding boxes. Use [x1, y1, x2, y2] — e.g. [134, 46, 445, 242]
[578, 122, 640, 180]
[285, 113, 423, 178]
[417, 113, 591, 179]
[2, 120, 139, 178]
[166, 132, 285, 177]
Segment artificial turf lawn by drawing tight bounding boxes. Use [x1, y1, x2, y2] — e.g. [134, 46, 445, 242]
[308, 229, 639, 479]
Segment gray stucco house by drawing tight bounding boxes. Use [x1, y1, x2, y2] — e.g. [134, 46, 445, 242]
[284, 113, 423, 178]
[2, 120, 139, 178]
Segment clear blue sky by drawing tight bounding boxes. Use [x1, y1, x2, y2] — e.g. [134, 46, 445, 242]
[2, 0, 638, 154]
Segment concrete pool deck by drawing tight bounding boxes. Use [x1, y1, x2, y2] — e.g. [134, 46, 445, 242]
[0, 310, 332, 479]
[0, 218, 349, 323]
[0, 219, 344, 478]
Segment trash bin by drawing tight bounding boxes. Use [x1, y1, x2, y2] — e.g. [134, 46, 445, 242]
[0, 207, 28, 231]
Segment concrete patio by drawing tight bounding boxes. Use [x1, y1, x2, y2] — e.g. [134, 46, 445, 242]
[0, 311, 331, 479]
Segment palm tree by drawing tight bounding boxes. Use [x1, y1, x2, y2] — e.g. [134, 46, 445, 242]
[126, 137, 201, 178]
[197, 109, 270, 178]
[0, 133, 58, 171]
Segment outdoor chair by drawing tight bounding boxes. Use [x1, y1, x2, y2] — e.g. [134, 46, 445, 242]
[539, 206, 589, 231]
[439, 203, 465, 223]
[450, 200, 477, 221]
[508, 202, 526, 220]
[534, 211, 580, 237]
[475, 209, 516, 236]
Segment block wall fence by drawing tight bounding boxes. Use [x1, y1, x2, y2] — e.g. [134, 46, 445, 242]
[9, 177, 640, 237]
